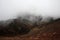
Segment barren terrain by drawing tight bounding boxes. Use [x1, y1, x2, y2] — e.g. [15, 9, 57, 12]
[0, 19, 60, 40]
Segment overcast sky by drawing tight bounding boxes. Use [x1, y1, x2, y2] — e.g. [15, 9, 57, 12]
[0, 0, 60, 20]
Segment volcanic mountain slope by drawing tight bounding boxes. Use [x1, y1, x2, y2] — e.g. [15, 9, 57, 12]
[38, 18, 60, 40]
[0, 19, 60, 40]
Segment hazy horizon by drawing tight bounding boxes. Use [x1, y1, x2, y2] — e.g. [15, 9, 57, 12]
[0, 0, 60, 20]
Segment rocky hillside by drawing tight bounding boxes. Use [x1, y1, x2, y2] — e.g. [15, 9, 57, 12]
[0, 18, 60, 40]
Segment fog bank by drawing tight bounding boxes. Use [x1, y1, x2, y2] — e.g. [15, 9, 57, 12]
[0, 0, 60, 20]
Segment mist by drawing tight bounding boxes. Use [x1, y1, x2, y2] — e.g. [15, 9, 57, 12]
[0, 0, 60, 20]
